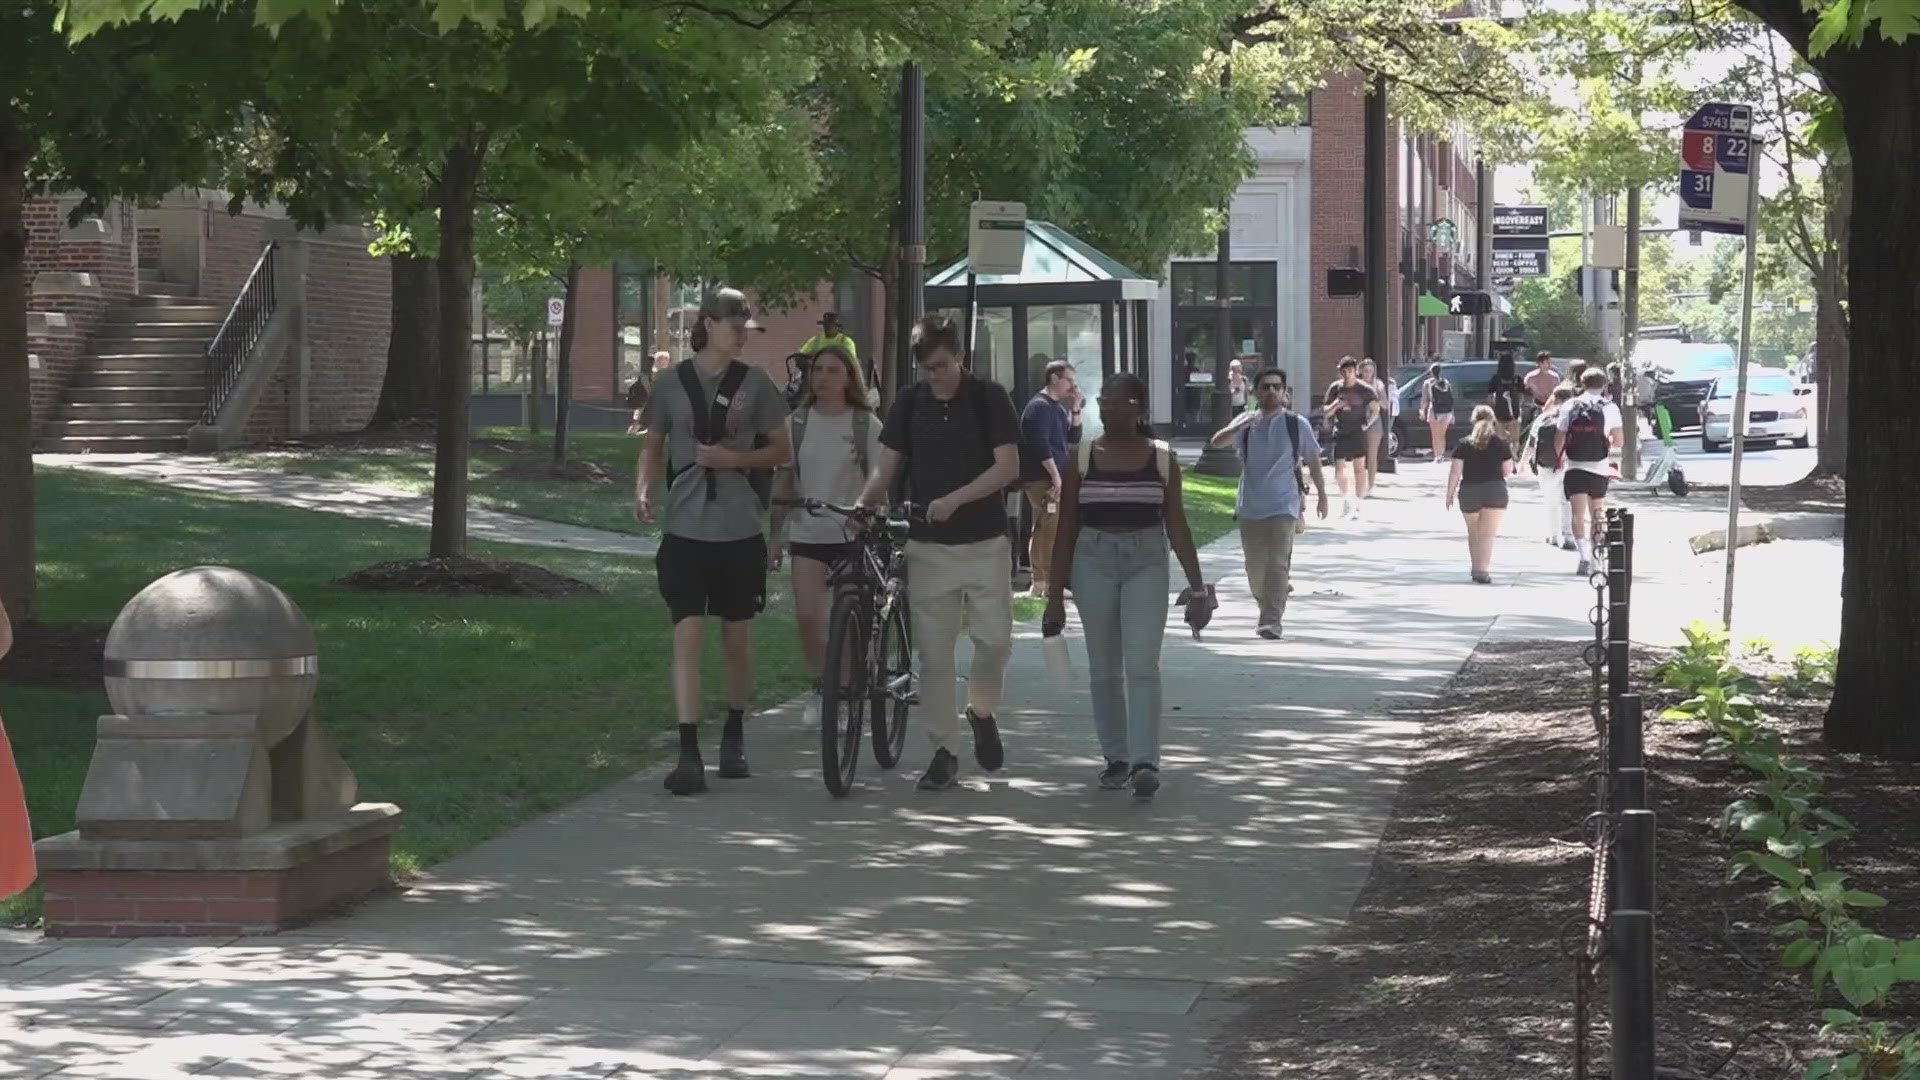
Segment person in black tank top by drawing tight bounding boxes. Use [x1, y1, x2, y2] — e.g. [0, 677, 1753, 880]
[1042, 375, 1207, 800]
[1420, 363, 1455, 460]
[1444, 405, 1514, 584]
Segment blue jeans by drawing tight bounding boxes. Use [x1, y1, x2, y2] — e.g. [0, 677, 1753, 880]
[1070, 527, 1169, 767]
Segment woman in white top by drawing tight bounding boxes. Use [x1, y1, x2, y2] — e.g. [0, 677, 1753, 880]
[769, 345, 881, 722]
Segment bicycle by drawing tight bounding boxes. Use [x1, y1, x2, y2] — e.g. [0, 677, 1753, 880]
[773, 498, 917, 797]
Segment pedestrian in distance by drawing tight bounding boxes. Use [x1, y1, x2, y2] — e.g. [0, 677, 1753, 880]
[1214, 368, 1329, 639]
[1445, 405, 1514, 585]
[635, 289, 792, 796]
[1523, 350, 1561, 432]
[0, 596, 34, 902]
[1357, 357, 1390, 494]
[768, 345, 882, 733]
[858, 315, 1021, 792]
[1488, 353, 1526, 451]
[1323, 357, 1379, 517]
[1044, 373, 1210, 800]
[1018, 359, 1079, 599]
[1522, 385, 1579, 551]
[1419, 362, 1455, 460]
[1556, 368, 1627, 576]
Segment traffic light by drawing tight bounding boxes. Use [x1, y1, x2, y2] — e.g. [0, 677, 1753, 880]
[1445, 290, 1493, 316]
[1326, 267, 1365, 298]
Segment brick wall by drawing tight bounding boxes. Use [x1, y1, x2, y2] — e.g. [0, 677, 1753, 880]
[201, 212, 275, 309]
[1308, 75, 1407, 393]
[747, 284, 839, 390]
[570, 267, 616, 403]
[23, 196, 139, 425]
[242, 352, 292, 444]
[301, 239, 390, 435]
[27, 314, 81, 423]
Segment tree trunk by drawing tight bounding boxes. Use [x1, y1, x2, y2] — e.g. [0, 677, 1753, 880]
[375, 254, 440, 421]
[1815, 156, 1851, 476]
[1822, 61, 1917, 755]
[429, 133, 487, 559]
[0, 118, 35, 621]
[553, 262, 579, 467]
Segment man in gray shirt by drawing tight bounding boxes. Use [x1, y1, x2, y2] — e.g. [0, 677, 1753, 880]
[637, 289, 792, 795]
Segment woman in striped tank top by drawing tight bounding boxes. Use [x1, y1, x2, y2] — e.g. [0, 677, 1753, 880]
[1042, 374, 1209, 800]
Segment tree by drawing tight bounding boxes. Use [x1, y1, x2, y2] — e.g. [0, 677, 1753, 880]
[1726, 0, 1920, 755]
[375, 254, 441, 421]
[3, 4, 258, 620]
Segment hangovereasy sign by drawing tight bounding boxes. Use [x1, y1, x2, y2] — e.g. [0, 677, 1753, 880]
[1491, 204, 1550, 278]
[1491, 205, 1549, 239]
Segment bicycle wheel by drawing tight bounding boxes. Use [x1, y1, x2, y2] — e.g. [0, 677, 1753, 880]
[870, 602, 913, 769]
[819, 588, 869, 798]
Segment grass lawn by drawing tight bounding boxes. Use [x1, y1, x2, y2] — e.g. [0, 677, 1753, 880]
[0, 467, 813, 926]
[224, 427, 652, 537]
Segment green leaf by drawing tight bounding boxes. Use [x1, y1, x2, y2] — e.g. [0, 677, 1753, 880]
[1783, 938, 1820, 968]
[1813, 871, 1850, 889]
[1804, 1058, 1833, 1080]
[1768, 837, 1807, 859]
[1742, 811, 1787, 839]
[1744, 852, 1807, 888]
[1894, 940, 1920, 982]
[1871, 0, 1920, 44]
[1820, 1008, 1858, 1026]
[1810, 0, 1855, 54]
[1842, 890, 1888, 909]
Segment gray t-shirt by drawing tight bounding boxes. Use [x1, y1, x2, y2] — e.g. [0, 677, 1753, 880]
[643, 361, 788, 542]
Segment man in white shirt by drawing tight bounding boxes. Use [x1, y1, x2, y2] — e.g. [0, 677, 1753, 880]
[1555, 369, 1625, 576]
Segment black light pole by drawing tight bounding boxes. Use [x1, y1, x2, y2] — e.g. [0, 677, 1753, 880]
[896, 62, 927, 396]
[1474, 154, 1493, 358]
[1194, 49, 1242, 477]
[1363, 73, 1394, 472]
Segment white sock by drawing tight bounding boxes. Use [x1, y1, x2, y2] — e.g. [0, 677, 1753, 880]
[1577, 538, 1592, 561]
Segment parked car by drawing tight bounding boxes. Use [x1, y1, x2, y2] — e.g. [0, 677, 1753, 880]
[1699, 371, 1811, 451]
[1636, 341, 1738, 430]
[1390, 360, 1501, 454]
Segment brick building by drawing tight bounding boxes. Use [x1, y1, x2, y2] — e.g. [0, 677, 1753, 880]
[1151, 74, 1485, 435]
[25, 190, 392, 452]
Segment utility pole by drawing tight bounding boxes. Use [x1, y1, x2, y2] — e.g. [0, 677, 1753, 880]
[896, 62, 926, 397]
[1621, 185, 1642, 478]
[1473, 154, 1492, 358]
[1195, 47, 1242, 477]
[1363, 74, 1391, 379]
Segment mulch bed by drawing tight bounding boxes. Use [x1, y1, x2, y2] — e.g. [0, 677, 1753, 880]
[336, 557, 603, 598]
[1684, 472, 1846, 517]
[0, 622, 109, 691]
[1208, 640, 1920, 1080]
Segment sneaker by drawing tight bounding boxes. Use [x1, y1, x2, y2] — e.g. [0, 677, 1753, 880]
[917, 748, 959, 790]
[1130, 764, 1161, 800]
[1576, 559, 1592, 577]
[718, 737, 750, 779]
[1561, 540, 1578, 552]
[967, 709, 1005, 772]
[664, 749, 707, 796]
[1098, 760, 1130, 790]
[1471, 572, 1493, 585]
[801, 689, 822, 729]
[1257, 624, 1282, 640]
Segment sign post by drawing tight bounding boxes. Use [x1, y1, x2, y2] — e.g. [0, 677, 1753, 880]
[965, 200, 1025, 366]
[546, 297, 565, 329]
[1677, 102, 1758, 630]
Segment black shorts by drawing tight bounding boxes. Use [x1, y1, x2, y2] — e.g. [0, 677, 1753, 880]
[1335, 432, 1369, 461]
[1563, 470, 1611, 500]
[791, 541, 856, 567]
[1457, 480, 1510, 514]
[656, 534, 768, 624]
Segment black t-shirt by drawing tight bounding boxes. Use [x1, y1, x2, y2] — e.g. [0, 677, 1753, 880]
[1453, 437, 1511, 483]
[1323, 380, 1379, 437]
[880, 376, 1021, 543]
[1489, 374, 1524, 421]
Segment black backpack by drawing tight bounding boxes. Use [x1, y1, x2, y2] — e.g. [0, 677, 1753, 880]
[1428, 377, 1454, 414]
[670, 359, 775, 508]
[1562, 398, 1611, 463]
[1533, 421, 1561, 470]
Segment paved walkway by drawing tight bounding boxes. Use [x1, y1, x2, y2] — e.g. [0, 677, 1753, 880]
[32, 453, 657, 558]
[1, 461, 1836, 1078]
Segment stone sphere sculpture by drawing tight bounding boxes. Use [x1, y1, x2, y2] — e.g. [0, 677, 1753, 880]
[103, 566, 318, 746]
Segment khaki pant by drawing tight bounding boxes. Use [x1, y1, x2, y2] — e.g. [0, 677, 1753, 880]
[1240, 516, 1298, 629]
[907, 535, 1014, 753]
[1023, 481, 1058, 587]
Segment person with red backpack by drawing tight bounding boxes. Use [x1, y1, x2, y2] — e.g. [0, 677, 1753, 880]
[1555, 368, 1625, 576]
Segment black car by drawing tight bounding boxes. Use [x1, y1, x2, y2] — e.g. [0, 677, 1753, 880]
[1390, 360, 1502, 454]
[1637, 342, 1738, 431]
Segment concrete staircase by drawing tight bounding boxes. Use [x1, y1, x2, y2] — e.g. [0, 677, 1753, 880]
[36, 269, 224, 453]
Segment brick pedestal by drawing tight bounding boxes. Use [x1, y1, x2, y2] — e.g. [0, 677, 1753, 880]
[33, 804, 401, 939]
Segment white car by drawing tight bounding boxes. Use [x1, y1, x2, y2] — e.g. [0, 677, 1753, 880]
[1699, 371, 1812, 451]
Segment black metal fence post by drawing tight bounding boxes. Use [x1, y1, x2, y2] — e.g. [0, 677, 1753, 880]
[1610, 809, 1657, 1080]
[1610, 695, 1646, 812]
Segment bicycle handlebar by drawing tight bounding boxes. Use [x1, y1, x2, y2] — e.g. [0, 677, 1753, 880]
[773, 497, 923, 526]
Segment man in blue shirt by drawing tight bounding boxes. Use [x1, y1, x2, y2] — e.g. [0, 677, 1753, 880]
[1211, 369, 1328, 639]
[1017, 358, 1078, 597]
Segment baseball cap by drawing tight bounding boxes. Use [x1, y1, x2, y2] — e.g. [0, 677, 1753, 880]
[819, 312, 840, 325]
[698, 288, 763, 331]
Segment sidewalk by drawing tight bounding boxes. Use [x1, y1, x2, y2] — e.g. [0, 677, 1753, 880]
[32, 453, 657, 558]
[0, 462, 1832, 1077]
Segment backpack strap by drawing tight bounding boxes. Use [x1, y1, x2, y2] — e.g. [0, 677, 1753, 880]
[674, 359, 752, 503]
[787, 406, 811, 486]
[1152, 439, 1172, 491]
[852, 408, 871, 481]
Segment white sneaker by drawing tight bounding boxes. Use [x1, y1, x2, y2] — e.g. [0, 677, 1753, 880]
[801, 690, 822, 728]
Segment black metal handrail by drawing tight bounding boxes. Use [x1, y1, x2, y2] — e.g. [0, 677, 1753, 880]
[202, 242, 279, 425]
